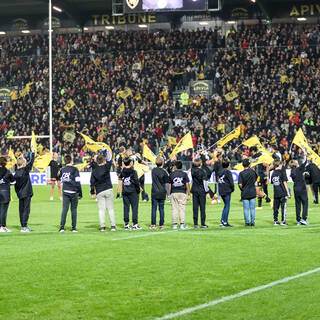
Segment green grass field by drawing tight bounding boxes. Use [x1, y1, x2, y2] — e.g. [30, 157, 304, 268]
[1, 184, 320, 320]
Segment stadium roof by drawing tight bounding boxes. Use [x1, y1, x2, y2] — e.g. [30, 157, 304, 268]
[0, 0, 312, 24]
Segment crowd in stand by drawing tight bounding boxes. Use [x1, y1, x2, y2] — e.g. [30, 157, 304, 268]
[0, 23, 319, 165]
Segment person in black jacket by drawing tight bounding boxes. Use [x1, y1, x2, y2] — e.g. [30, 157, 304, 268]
[117, 157, 141, 230]
[90, 152, 116, 231]
[213, 152, 222, 203]
[0, 156, 15, 233]
[270, 159, 290, 226]
[238, 159, 257, 226]
[307, 161, 320, 204]
[218, 158, 234, 227]
[49, 152, 62, 201]
[58, 154, 82, 232]
[289, 157, 310, 225]
[191, 157, 208, 228]
[150, 156, 170, 229]
[15, 151, 35, 232]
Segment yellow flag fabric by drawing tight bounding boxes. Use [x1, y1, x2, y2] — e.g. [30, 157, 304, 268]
[233, 163, 244, 171]
[171, 132, 193, 157]
[224, 91, 238, 102]
[142, 145, 156, 164]
[6, 148, 17, 169]
[10, 90, 19, 101]
[134, 161, 150, 179]
[292, 129, 320, 168]
[168, 136, 177, 145]
[116, 103, 125, 116]
[31, 131, 37, 153]
[19, 82, 33, 98]
[217, 126, 241, 148]
[242, 135, 262, 149]
[227, 80, 231, 90]
[64, 99, 76, 112]
[33, 153, 52, 173]
[116, 88, 133, 100]
[79, 133, 112, 155]
[250, 153, 274, 168]
[74, 162, 88, 171]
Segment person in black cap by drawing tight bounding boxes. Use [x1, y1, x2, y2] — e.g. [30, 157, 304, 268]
[238, 158, 257, 226]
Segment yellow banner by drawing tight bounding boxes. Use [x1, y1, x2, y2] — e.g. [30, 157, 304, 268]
[142, 144, 156, 164]
[31, 131, 37, 153]
[116, 88, 133, 100]
[167, 136, 177, 145]
[134, 161, 150, 179]
[74, 162, 89, 171]
[217, 126, 241, 148]
[171, 132, 193, 157]
[224, 91, 238, 102]
[116, 103, 125, 116]
[64, 99, 76, 112]
[79, 132, 112, 154]
[6, 148, 17, 169]
[33, 153, 52, 173]
[292, 129, 320, 168]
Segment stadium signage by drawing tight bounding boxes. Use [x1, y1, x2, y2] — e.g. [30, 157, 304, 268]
[231, 8, 249, 19]
[190, 80, 213, 97]
[289, 3, 320, 16]
[0, 88, 11, 101]
[92, 13, 157, 25]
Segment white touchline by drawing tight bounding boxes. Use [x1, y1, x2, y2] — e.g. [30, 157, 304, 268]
[112, 230, 177, 241]
[155, 267, 320, 320]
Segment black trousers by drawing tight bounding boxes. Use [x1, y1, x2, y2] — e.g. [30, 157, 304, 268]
[273, 197, 287, 222]
[294, 191, 308, 221]
[139, 176, 149, 201]
[0, 203, 9, 227]
[19, 197, 31, 227]
[123, 192, 139, 225]
[192, 192, 206, 226]
[208, 186, 215, 199]
[313, 182, 320, 203]
[60, 193, 78, 229]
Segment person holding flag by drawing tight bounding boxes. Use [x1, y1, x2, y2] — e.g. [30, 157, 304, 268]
[14, 150, 35, 232]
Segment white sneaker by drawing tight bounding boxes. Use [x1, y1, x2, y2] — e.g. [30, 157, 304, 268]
[217, 199, 221, 204]
[72, 229, 78, 233]
[50, 197, 53, 201]
[172, 224, 178, 230]
[180, 224, 188, 230]
[0, 228, 5, 233]
[20, 227, 27, 232]
[211, 199, 217, 204]
[60, 196, 63, 201]
[4, 227, 11, 233]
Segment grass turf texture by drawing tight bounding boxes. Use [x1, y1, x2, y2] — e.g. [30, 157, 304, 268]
[1, 184, 320, 320]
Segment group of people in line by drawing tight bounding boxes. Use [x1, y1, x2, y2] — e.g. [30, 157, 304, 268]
[0, 144, 319, 233]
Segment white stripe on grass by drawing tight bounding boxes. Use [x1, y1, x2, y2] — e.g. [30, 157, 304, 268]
[155, 267, 320, 320]
[111, 230, 177, 241]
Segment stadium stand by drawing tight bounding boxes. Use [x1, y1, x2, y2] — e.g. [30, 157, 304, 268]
[0, 24, 319, 163]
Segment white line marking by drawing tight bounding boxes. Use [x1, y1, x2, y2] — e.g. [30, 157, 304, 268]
[155, 267, 320, 320]
[112, 230, 177, 241]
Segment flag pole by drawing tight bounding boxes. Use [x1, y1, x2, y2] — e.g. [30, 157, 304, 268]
[49, 0, 53, 154]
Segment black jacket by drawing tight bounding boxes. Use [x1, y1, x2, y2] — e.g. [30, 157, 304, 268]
[58, 165, 82, 198]
[307, 163, 320, 184]
[90, 161, 112, 195]
[0, 167, 15, 203]
[14, 152, 35, 199]
[290, 161, 307, 193]
[271, 169, 288, 198]
[238, 168, 257, 200]
[151, 167, 169, 200]
[217, 168, 234, 196]
[169, 170, 189, 194]
[191, 166, 207, 195]
[120, 167, 140, 194]
[201, 154, 213, 180]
